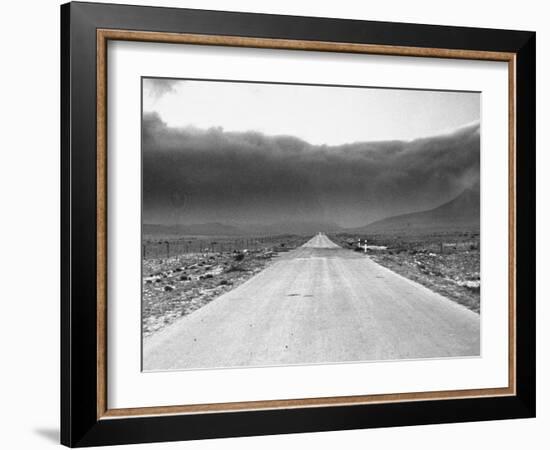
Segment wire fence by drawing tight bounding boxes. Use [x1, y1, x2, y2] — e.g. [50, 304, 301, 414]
[142, 236, 285, 259]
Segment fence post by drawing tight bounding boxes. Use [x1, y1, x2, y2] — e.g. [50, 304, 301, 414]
[166, 241, 169, 259]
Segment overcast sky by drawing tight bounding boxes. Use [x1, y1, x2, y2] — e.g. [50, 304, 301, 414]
[143, 78, 479, 145]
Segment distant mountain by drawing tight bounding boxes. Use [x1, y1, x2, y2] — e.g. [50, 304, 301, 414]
[354, 184, 480, 233]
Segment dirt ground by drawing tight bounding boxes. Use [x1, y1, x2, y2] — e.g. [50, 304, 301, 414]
[142, 236, 308, 337]
[329, 231, 480, 313]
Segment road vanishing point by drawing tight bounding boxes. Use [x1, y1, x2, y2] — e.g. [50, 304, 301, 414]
[143, 233, 480, 371]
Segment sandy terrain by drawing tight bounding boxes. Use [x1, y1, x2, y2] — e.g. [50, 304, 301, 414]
[143, 233, 480, 371]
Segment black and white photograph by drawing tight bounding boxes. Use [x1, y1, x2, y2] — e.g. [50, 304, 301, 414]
[0, 0, 542, 446]
[141, 77, 481, 371]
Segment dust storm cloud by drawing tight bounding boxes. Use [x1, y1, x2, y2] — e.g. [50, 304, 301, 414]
[143, 112, 479, 228]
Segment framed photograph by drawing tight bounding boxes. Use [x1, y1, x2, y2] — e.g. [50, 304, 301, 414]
[61, 1, 536, 447]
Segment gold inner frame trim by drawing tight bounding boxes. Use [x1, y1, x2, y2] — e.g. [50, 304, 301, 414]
[96, 28, 517, 420]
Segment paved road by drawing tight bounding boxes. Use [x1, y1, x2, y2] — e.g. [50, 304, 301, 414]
[143, 233, 480, 371]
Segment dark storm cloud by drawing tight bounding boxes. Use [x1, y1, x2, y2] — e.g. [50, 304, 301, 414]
[143, 78, 179, 100]
[143, 112, 480, 227]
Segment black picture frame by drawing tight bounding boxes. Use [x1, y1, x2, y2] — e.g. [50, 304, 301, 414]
[61, 1, 535, 447]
